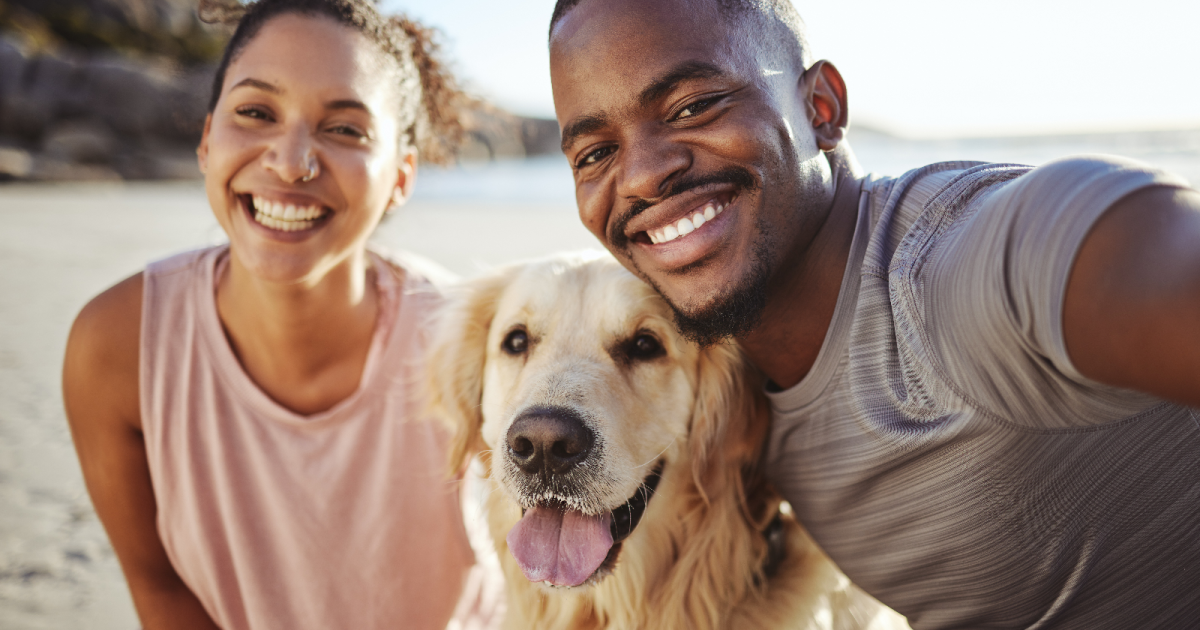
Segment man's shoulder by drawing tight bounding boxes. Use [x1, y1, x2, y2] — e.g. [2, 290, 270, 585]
[858, 156, 1183, 272]
[857, 161, 1015, 275]
[865, 155, 1187, 231]
[862, 161, 1026, 233]
[850, 156, 1187, 426]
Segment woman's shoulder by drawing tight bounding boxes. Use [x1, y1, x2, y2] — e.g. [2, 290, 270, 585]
[145, 245, 225, 281]
[369, 245, 459, 294]
[64, 246, 224, 429]
[70, 271, 144, 364]
[63, 271, 144, 430]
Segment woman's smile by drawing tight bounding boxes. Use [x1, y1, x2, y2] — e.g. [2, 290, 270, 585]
[244, 194, 331, 233]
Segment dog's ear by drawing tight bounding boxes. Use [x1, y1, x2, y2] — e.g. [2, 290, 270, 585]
[425, 268, 516, 476]
[687, 343, 770, 505]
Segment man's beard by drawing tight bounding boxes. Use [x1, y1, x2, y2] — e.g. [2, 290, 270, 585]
[659, 225, 772, 347]
[610, 165, 773, 347]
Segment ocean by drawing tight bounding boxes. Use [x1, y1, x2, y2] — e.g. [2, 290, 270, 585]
[413, 128, 1200, 204]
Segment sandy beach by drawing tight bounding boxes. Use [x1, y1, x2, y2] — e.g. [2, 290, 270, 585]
[0, 180, 593, 629]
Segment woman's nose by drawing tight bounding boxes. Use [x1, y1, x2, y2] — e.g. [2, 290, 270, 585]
[262, 123, 318, 184]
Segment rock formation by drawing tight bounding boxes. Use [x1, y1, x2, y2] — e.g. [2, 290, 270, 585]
[0, 0, 559, 181]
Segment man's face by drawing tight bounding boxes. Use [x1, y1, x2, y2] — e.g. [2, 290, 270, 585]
[550, 0, 835, 343]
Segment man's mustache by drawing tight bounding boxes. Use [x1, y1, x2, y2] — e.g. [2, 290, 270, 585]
[612, 166, 759, 249]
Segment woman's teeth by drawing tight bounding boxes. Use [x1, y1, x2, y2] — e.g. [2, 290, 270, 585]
[251, 195, 326, 232]
[648, 201, 724, 245]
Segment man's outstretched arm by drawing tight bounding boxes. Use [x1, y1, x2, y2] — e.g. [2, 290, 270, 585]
[1064, 185, 1200, 406]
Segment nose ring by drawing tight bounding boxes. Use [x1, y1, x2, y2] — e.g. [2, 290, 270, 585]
[301, 156, 318, 183]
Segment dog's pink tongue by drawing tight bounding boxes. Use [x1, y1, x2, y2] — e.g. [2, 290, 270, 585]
[506, 506, 613, 587]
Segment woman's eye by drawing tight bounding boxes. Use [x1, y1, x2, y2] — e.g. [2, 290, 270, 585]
[627, 333, 664, 362]
[328, 124, 366, 139]
[502, 329, 529, 355]
[577, 145, 615, 169]
[235, 106, 272, 121]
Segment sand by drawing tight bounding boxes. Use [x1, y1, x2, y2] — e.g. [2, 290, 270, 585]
[0, 181, 593, 629]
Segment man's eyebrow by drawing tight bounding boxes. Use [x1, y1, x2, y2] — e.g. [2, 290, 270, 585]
[560, 113, 610, 153]
[559, 61, 727, 153]
[637, 61, 726, 108]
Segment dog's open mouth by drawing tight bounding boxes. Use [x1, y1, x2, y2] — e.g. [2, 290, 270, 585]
[506, 464, 663, 588]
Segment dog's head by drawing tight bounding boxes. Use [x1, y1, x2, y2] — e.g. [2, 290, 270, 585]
[427, 253, 765, 590]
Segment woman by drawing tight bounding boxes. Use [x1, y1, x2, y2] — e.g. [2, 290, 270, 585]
[61, 1, 486, 628]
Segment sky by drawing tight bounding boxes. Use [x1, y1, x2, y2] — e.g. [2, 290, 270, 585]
[381, 0, 1200, 138]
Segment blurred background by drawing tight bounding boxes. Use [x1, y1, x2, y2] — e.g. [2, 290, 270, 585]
[2, 0, 1199, 184]
[1, 1, 1198, 628]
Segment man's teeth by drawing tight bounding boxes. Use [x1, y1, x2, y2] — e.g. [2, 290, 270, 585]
[647, 201, 724, 245]
[250, 195, 326, 232]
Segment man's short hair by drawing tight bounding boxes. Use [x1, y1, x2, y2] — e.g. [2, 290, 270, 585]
[549, 0, 812, 71]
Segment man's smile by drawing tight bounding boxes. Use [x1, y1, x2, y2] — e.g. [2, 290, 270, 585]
[645, 196, 728, 244]
[619, 182, 745, 272]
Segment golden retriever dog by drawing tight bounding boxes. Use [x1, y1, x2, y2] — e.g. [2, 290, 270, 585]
[427, 252, 908, 630]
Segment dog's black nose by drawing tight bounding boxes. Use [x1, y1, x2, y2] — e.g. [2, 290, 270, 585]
[507, 407, 594, 476]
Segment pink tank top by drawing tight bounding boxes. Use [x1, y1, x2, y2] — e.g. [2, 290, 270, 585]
[140, 246, 475, 630]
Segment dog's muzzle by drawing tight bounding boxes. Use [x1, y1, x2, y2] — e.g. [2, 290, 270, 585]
[502, 406, 665, 588]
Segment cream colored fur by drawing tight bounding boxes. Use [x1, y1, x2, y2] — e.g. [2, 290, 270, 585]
[427, 253, 908, 630]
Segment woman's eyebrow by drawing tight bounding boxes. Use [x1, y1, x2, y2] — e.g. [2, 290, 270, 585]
[325, 99, 369, 113]
[228, 78, 365, 108]
[227, 78, 369, 115]
[230, 77, 280, 94]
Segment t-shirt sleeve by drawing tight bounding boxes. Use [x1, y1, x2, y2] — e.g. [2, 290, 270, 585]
[918, 155, 1191, 428]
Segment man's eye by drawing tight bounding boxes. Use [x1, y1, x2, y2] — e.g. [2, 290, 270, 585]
[675, 97, 716, 120]
[577, 145, 615, 168]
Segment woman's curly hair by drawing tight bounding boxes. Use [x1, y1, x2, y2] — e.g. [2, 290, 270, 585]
[199, 0, 468, 164]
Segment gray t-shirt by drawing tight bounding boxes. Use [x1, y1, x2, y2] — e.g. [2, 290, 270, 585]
[766, 156, 1199, 630]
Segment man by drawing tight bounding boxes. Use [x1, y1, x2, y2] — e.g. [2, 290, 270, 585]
[547, 0, 1200, 628]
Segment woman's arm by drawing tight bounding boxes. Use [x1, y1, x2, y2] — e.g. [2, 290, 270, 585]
[62, 273, 221, 630]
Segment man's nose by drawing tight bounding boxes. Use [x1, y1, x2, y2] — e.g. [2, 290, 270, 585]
[615, 129, 690, 202]
[262, 123, 317, 184]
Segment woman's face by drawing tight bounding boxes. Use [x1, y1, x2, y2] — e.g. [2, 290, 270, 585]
[198, 13, 413, 285]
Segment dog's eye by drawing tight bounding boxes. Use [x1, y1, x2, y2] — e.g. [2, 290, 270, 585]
[502, 329, 529, 355]
[628, 334, 664, 361]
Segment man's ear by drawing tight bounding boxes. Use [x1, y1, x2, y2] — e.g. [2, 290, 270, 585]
[197, 114, 213, 174]
[800, 60, 848, 152]
[388, 150, 418, 211]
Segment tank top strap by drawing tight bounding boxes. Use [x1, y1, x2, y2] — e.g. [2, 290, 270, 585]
[140, 246, 226, 442]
